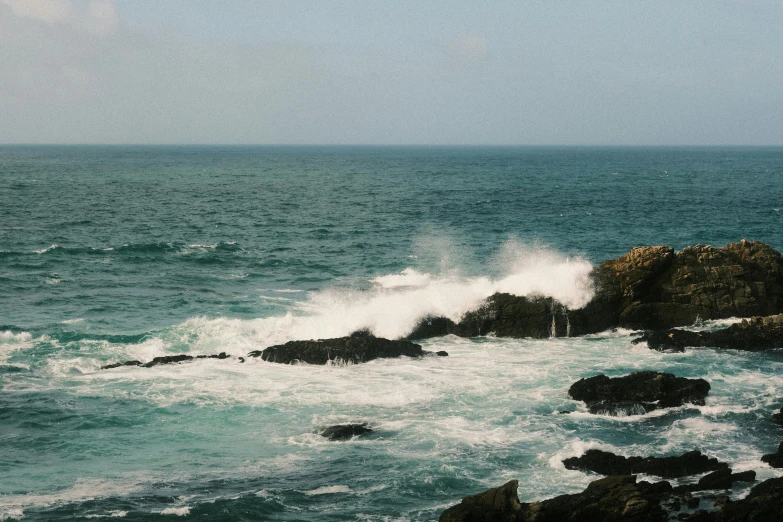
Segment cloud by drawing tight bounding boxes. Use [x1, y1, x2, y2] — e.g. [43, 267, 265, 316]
[0, 0, 71, 22]
[85, 0, 118, 34]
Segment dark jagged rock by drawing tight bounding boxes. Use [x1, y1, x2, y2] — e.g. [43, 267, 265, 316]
[672, 469, 756, 494]
[100, 360, 143, 370]
[563, 450, 728, 478]
[634, 314, 783, 352]
[453, 294, 570, 338]
[568, 372, 710, 415]
[436, 351, 449, 356]
[761, 441, 783, 468]
[320, 423, 373, 441]
[438, 479, 522, 522]
[439, 475, 672, 522]
[433, 241, 783, 341]
[406, 316, 457, 340]
[102, 353, 232, 370]
[248, 334, 425, 365]
[618, 241, 783, 330]
[708, 476, 783, 521]
[142, 354, 194, 367]
[773, 407, 783, 425]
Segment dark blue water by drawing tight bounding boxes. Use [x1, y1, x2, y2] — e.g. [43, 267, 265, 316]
[1, 146, 782, 520]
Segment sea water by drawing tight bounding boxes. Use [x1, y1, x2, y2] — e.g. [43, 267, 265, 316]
[1, 146, 782, 520]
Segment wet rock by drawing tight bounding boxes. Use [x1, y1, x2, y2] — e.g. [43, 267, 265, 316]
[439, 479, 522, 522]
[320, 423, 373, 441]
[761, 441, 783, 468]
[773, 407, 783, 425]
[562, 450, 728, 478]
[634, 314, 783, 352]
[100, 360, 143, 370]
[568, 372, 710, 415]
[618, 241, 783, 330]
[673, 469, 756, 494]
[453, 294, 570, 338]
[196, 352, 229, 360]
[440, 475, 672, 522]
[248, 334, 425, 365]
[436, 351, 449, 356]
[710, 476, 783, 521]
[406, 316, 457, 340]
[142, 354, 194, 367]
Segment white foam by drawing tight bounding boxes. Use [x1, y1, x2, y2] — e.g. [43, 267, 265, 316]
[34, 244, 58, 254]
[371, 268, 432, 289]
[0, 508, 23, 520]
[60, 318, 85, 324]
[86, 511, 127, 519]
[305, 485, 352, 496]
[159, 507, 190, 516]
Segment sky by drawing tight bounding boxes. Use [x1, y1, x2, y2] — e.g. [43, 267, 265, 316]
[1, 0, 782, 145]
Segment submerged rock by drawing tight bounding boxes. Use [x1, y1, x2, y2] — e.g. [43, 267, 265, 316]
[568, 372, 710, 415]
[320, 423, 373, 441]
[634, 314, 783, 352]
[452, 294, 571, 338]
[406, 316, 457, 340]
[248, 333, 425, 365]
[101, 352, 231, 370]
[100, 360, 143, 370]
[563, 450, 728, 478]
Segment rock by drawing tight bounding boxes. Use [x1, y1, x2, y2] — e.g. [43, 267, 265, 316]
[406, 316, 457, 340]
[102, 353, 233, 370]
[729, 470, 756, 483]
[563, 450, 728, 478]
[436, 351, 449, 356]
[441, 475, 673, 521]
[142, 354, 194, 367]
[696, 469, 734, 490]
[101, 360, 143, 370]
[453, 294, 570, 338]
[442, 241, 783, 341]
[634, 314, 783, 352]
[773, 407, 783, 425]
[248, 334, 425, 365]
[439, 480, 522, 522]
[320, 423, 373, 441]
[710, 476, 783, 521]
[761, 441, 783, 468]
[568, 372, 710, 415]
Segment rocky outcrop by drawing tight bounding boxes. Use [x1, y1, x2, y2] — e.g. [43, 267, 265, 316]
[761, 441, 783, 468]
[568, 372, 710, 415]
[439, 475, 672, 522]
[320, 423, 373, 441]
[633, 314, 783, 352]
[101, 352, 230, 370]
[248, 332, 425, 365]
[418, 241, 783, 341]
[563, 450, 728, 478]
[708, 476, 783, 521]
[439, 473, 774, 522]
[451, 294, 570, 338]
[773, 407, 783, 425]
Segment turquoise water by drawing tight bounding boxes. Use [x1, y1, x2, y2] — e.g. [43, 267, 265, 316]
[1, 146, 783, 520]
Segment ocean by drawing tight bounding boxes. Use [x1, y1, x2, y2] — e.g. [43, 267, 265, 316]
[1, 145, 782, 520]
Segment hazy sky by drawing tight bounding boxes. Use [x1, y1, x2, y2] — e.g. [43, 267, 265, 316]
[1, 0, 782, 145]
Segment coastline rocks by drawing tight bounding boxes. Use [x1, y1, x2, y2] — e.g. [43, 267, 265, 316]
[101, 352, 230, 370]
[451, 294, 571, 338]
[320, 423, 373, 441]
[563, 450, 728, 478]
[427, 241, 783, 341]
[705, 476, 783, 521]
[439, 475, 672, 522]
[568, 372, 710, 415]
[773, 407, 783, 425]
[438, 479, 522, 522]
[633, 314, 783, 352]
[761, 441, 783, 468]
[248, 333, 425, 365]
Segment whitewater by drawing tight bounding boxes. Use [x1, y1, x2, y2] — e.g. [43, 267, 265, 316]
[2, 145, 783, 520]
